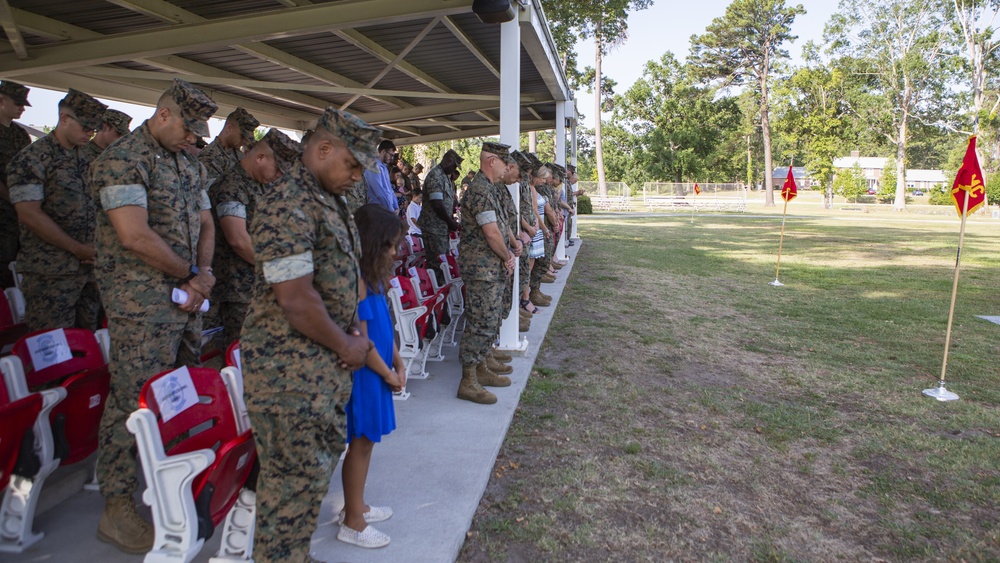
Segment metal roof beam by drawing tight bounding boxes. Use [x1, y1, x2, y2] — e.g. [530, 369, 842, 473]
[7, 7, 334, 112]
[441, 16, 500, 80]
[103, 0, 413, 109]
[77, 66, 543, 103]
[19, 71, 314, 130]
[519, 2, 570, 102]
[0, 0, 28, 59]
[392, 120, 556, 146]
[0, 0, 473, 77]
[340, 16, 440, 111]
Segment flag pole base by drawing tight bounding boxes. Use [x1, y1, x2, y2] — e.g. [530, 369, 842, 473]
[768, 279, 784, 287]
[922, 381, 959, 402]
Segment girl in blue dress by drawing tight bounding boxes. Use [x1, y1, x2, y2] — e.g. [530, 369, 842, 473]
[338, 204, 407, 549]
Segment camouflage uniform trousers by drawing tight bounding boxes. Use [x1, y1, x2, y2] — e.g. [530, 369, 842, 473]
[530, 235, 553, 291]
[20, 270, 101, 332]
[220, 300, 249, 348]
[422, 228, 450, 283]
[519, 249, 530, 294]
[98, 316, 202, 498]
[459, 276, 505, 366]
[500, 270, 514, 334]
[247, 380, 350, 562]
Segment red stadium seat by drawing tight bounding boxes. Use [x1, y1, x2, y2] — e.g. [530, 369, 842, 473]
[129, 365, 257, 562]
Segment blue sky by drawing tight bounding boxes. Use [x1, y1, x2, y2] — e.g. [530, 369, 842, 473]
[17, 0, 839, 134]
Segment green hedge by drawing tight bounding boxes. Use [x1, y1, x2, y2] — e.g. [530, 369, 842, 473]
[577, 194, 593, 214]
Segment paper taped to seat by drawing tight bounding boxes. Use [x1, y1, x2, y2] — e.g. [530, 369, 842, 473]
[152, 366, 199, 422]
[26, 328, 72, 371]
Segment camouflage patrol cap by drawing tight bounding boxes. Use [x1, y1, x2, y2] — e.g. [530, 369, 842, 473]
[61, 89, 108, 132]
[525, 152, 544, 173]
[511, 150, 533, 172]
[443, 148, 464, 165]
[102, 109, 133, 136]
[315, 107, 383, 173]
[549, 162, 567, 180]
[165, 78, 218, 138]
[481, 141, 511, 158]
[0, 81, 30, 106]
[228, 107, 260, 141]
[566, 163, 577, 174]
[259, 128, 301, 166]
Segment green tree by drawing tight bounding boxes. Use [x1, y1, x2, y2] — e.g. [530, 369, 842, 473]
[773, 44, 848, 207]
[543, 0, 654, 196]
[689, 0, 806, 207]
[833, 163, 867, 202]
[878, 156, 897, 202]
[827, 0, 953, 210]
[615, 53, 743, 183]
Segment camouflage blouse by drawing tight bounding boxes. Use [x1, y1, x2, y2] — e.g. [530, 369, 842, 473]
[240, 160, 361, 411]
[458, 171, 508, 281]
[210, 163, 268, 304]
[90, 120, 211, 323]
[7, 133, 95, 275]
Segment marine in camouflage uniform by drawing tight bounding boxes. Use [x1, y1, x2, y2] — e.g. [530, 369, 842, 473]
[241, 108, 379, 563]
[80, 109, 133, 163]
[457, 142, 517, 404]
[210, 128, 300, 347]
[495, 154, 522, 332]
[199, 106, 260, 187]
[90, 79, 218, 554]
[512, 151, 536, 298]
[0, 81, 32, 289]
[7, 89, 107, 332]
[343, 178, 368, 215]
[416, 149, 462, 278]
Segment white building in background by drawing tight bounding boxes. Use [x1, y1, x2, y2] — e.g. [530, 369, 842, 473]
[833, 151, 947, 191]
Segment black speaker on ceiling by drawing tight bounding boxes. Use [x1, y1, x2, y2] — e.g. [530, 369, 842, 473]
[473, 0, 515, 23]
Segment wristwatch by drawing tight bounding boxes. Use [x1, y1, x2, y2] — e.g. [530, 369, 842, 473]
[180, 265, 199, 284]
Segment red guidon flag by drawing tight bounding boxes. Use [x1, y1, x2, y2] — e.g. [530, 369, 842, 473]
[694, 183, 701, 195]
[781, 166, 797, 202]
[951, 136, 987, 217]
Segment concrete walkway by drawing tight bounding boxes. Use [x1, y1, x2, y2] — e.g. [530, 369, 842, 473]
[0, 241, 581, 563]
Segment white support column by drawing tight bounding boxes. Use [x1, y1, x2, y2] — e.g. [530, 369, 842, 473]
[497, 13, 527, 353]
[554, 101, 569, 261]
[570, 100, 581, 240]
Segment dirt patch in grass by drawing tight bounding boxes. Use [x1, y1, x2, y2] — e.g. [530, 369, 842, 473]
[459, 216, 1000, 562]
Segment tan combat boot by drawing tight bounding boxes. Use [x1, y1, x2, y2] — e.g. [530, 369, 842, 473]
[519, 317, 530, 332]
[97, 496, 155, 554]
[486, 354, 513, 375]
[552, 261, 565, 270]
[529, 289, 551, 307]
[476, 362, 511, 387]
[458, 365, 497, 404]
[519, 307, 531, 319]
[541, 273, 557, 283]
[491, 349, 512, 363]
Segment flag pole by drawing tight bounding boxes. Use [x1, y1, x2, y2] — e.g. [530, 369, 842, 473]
[770, 161, 793, 287]
[691, 182, 697, 223]
[924, 189, 969, 402]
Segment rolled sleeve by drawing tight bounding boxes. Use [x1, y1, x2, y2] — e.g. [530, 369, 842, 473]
[476, 210, 497, 226]
[428, 191, 444, 201]
[217, 201, 247, 219]
[100, 184, 148, 210]
[9, 184, 43, 203]
[262, 251, 314, 284]
[200, 190, 212, 211]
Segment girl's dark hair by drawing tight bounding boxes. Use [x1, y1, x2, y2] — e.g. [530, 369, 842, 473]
[354, 203, 404, 292]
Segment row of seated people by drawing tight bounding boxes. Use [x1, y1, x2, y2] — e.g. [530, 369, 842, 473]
[0, 228, 469, 560]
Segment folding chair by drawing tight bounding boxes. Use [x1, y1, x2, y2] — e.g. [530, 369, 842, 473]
[225, 340, 241, 371]
[387, 276, 438, 380]
[128, 366, 257, 563]
[0, 289, 28, 355]
[438, 253, 466, 345]
[0, 344, 67, 553]
[407, 267, 451, 360]
[0, 393, 42, 493]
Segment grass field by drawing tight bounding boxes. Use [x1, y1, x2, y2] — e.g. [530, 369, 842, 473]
[459, 210, 1000, 562]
